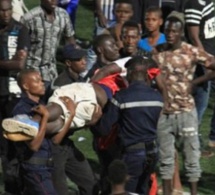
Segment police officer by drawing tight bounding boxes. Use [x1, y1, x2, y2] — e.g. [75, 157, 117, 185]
[94, 56, 163, 194]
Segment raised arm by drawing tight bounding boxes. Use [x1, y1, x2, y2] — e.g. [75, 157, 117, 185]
[91, 63, 122, 81]
[91, 57, 131, 81]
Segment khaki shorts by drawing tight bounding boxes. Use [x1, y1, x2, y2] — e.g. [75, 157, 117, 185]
[48, 83, 98, 129]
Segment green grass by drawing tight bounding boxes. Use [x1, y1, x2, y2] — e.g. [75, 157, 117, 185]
[0, 1, 214, 194]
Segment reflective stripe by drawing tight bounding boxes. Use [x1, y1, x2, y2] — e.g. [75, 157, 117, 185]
[111, 98, 120, 107]
[120, 101, 163, 109]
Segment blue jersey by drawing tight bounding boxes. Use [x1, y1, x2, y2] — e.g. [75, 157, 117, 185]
[138, 33, 166, 52]
[58, 0, 79, 15]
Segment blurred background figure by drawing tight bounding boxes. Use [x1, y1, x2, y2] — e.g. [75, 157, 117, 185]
[58, 0, 79, 29]
[94, 0, 115, 36]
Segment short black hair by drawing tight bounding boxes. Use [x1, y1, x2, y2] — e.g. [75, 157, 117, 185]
[121, 20, 140, 34]
[108, 160, 128, 185]
[146, 6, 163, 18]
[125, 56, 158, 70]
[93, 34, 114, 54]
[115, 0, 132, 6]
[17, 69, 38, 90]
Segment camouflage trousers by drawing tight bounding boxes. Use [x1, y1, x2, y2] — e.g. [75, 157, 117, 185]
[157, 108, 201, 182]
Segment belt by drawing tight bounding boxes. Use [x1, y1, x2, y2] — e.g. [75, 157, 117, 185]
[125, 140, 157, 152]
[24, 157, 54, 167]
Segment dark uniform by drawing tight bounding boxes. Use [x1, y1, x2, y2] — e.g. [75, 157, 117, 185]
[95, 81, 163, 194]
[0, 18, 30, 194]
[13, 96, 57, 195]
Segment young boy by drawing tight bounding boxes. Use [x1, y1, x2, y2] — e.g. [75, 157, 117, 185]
[138, 7, 166, 52]
[102, 0, 134, 48]
[108, 160, 139, 195]
[9, 69, 76, 194]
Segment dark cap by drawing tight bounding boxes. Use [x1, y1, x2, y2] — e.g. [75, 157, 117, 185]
[167, 11, 185, 27]
[63, 44, 87, 60]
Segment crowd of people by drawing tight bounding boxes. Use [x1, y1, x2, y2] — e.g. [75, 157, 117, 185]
[0, 0, 215, 195]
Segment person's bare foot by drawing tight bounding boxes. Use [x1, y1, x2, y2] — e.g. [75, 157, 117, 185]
[208, 140, 215, 148]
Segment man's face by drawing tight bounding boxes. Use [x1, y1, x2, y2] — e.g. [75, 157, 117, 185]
[0, 0, 12, 25]
[121, 27, 140, 55]
[144, 12, 162, 32]
[41, 0, 57, 12]
[164, 21, 182, 46]
[102, 38, 120, 61]
[68, 57, 87, 74]
[114, 3, 133, 23]
[25, 72, 45, 96]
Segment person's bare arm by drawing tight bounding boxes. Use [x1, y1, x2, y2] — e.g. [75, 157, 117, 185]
[95, 0, 107, 28]
[90, 63, 122, 82]
[0, 49, 27, 70]
[187, 26, 204, 50]
[26, 105, 49, 152]
[192, 70, 215, 86]
[154, 74, 168, 104]
[52, 97, 76, 144]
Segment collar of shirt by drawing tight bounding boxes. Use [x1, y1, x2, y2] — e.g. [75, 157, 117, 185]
[20, 94, 44, 107]
[129, 81, 148, 87]
[65, 68, 85, 82]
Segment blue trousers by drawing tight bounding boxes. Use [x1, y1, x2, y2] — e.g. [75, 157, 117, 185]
[21, 168, 57, 195]
[193, 82, 211, 125]
[122, 146, 158, 194]
[59, 0, 79, 28]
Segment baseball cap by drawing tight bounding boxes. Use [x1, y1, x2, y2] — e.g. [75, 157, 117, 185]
[63, 44, 87, 60]
[167, 11, 185, 27]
